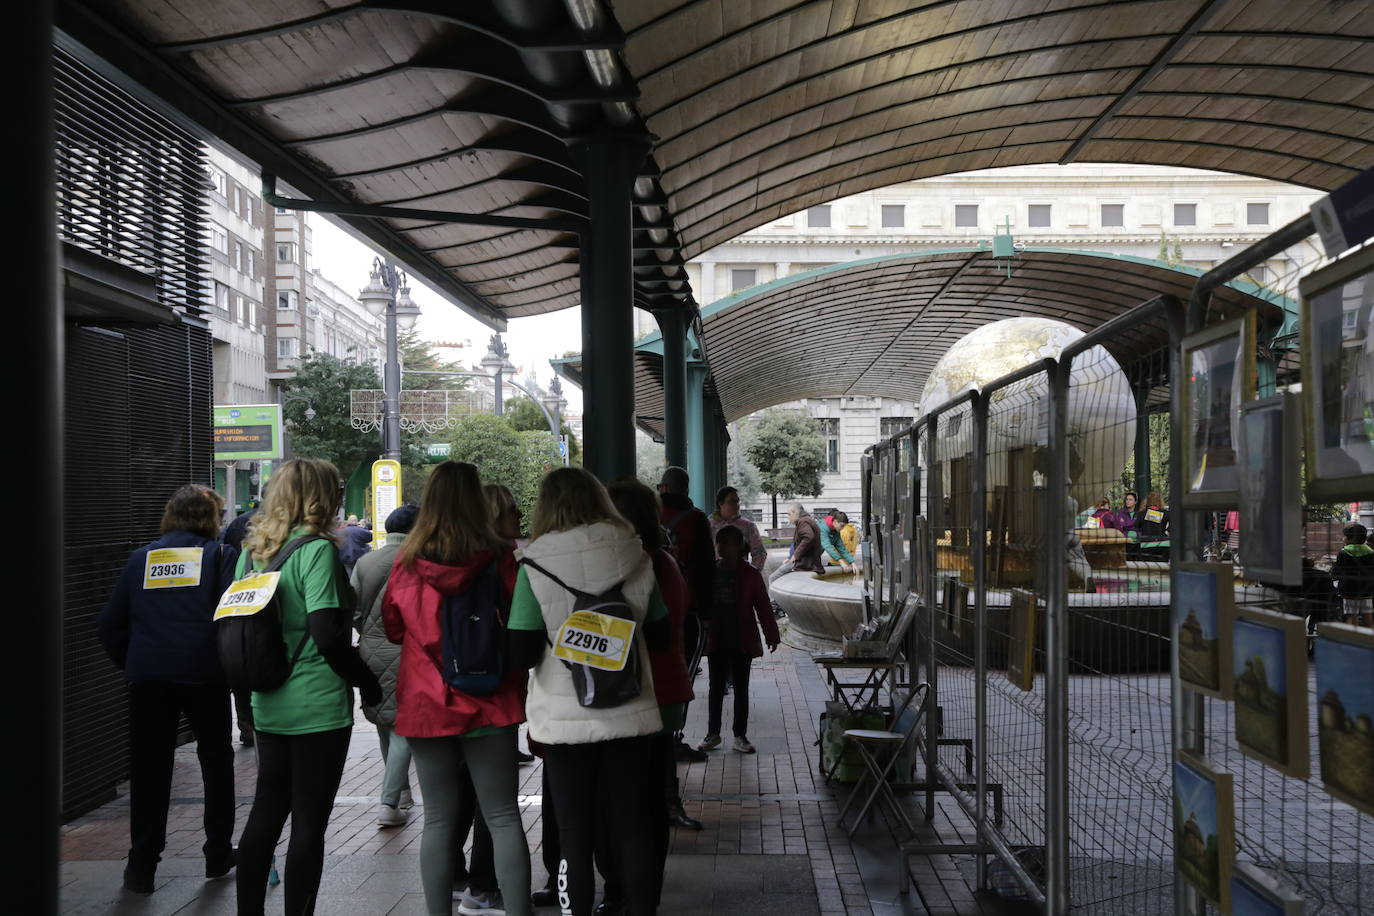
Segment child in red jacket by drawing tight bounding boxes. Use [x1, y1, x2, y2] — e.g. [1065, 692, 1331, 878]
[698, 526, 781, 754]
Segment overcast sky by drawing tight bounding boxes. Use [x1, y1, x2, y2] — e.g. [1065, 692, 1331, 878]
[308, 214, 586, 413]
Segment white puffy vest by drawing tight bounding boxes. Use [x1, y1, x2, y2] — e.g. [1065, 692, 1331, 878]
[517, 522, 663, 745]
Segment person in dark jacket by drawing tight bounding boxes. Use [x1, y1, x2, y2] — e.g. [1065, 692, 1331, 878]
[223, 501, 261, 746]
[337, 514, 373, 576]
[658, 465, 714, 763]
[1330, 522, 1374, 626]
[768, 503, 823, 585]
[97, 485, 240, 895]
[221, 499, 259, 552]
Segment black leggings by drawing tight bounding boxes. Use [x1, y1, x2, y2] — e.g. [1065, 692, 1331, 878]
[707, 650, 753, 738]
[236, 727, 351, 916]
[543, 737, 658, 916]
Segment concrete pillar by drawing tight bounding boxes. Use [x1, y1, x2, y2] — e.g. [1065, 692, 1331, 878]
[569, 132, 649, 482]
[653, 308, 688, 469]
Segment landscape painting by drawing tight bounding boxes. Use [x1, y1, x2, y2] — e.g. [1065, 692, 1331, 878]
[1315, 624, 1374, 817]
[1174, 755, 1234, 912]
[1233, 609, 1308, 778]
[1175, 564, 1234, 699]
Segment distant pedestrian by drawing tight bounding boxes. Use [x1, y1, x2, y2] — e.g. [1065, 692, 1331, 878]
[222, 499, 259, 552]
[698, 526, 780, 755]
[709, 485, 767, 570]
[338, 513, 373, 576]
[835, 512, 859, 563]
[351, 503, 420, 828]
[818, 510, 856, 572]
[1331, 522, 1374, 627]
[234, 459, 382, 916]
[768, 502, 823, 585]
[97, 485, 239, 895]
[658, 465, 714, 764]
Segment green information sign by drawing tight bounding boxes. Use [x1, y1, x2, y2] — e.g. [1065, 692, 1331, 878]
[213, 404, 283, 461]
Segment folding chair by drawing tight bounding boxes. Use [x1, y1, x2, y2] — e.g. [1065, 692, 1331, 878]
[836, 682, 930, 840]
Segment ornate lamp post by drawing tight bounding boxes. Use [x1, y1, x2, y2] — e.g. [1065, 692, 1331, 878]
[541, 376, 570, 465]
[358, 258, 421, 459]
[479, 333, 515, 416]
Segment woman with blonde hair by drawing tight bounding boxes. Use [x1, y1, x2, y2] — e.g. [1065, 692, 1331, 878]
[383, 461, 531, 916]
[507, 466, 671, 916]
[235, 459, 381, 916]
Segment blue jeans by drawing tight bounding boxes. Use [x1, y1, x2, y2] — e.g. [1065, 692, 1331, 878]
[376, 724, 412, 807]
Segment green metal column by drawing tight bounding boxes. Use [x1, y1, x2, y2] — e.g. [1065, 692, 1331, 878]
[1134, 384, 1152, 498]
[686, 363, 708, 508]
[569, 132, 649, 483]
[654, 308, 689, 469]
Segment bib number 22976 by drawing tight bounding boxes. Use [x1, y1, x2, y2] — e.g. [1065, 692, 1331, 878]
[553, 610, 637, 672]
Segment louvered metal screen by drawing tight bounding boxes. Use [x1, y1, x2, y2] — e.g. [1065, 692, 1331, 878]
[56, 45, 213, 820]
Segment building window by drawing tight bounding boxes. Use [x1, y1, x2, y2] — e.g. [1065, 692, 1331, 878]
[274, 206, 290, 215]
[209, 222, 228, 255]
[207, 166, 227, 198]
[277, 289, 299, 310]
[213, 281, 230, 314]
[880, 204, 905, 228]
[247, 299, 259, 328]
[1249, 264, 1269, 283]
[954, 204, 979, 228]
[1247, 202, 1270, 225]
[1027, 204, 1052, 228]
[1101, 204, 1124, 227]
[276, 242, 295, 262]
[730, 268, 757, 292]
[277, 337, 298, 359]
[880, 416, 915, 439]
[1174, 203, 1197, 226]
[817, 418, 840, 473]
[807, 205, 831, 228]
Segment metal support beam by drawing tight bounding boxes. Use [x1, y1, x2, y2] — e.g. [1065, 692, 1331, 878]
[686, 363, 708, 509]
[1134, 383, 1152, 499]
[970, 391, 989, 892]
[654, 308, 689, 469]
[570, 130, 648, 483]
[17, 2, 61, 910]
[1044, 358, 1071, 915]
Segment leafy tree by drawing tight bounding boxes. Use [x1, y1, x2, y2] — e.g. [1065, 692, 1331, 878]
[726, 423, 763, 502]
[636, 430, 666, 484]
[744, 409, 827, 528]
[399, 328, 470, 390]
[505, 396, 581, 464]
[446, 414, 556, 527]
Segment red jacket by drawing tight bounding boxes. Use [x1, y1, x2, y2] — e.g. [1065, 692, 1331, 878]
[382, 548, 526, 739]
[705, 561, 781, 658]
[648, 549, 694, 705]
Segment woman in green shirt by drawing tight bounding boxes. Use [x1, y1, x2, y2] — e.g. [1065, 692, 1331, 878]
[234, 459, 381, 916]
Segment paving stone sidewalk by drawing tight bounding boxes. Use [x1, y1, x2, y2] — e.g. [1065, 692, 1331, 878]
[60, 645, 1028, 915]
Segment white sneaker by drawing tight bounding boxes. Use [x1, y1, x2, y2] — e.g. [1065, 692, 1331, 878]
[376, 803, 408, 827]
[398, 788, 415, 810]
[456, 889, 505, 914]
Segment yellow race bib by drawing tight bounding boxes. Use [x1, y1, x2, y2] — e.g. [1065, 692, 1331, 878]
[144, 547, 204, 589]
[553, 611, 637, 672]
[1145, 508, 1164, 523]
[214, 572, 282, 620]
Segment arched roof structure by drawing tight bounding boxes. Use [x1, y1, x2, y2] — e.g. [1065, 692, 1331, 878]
[584, 248, 1292, 430]
[62, 0, 1374, 328]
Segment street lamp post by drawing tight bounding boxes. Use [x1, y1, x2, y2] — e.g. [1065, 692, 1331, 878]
[480, 334, 515, 416]
[358, 258, 421, 460]
[541, 376, 570, 465]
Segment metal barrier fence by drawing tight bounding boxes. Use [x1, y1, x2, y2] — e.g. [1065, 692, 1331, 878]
[860, 216, 1374, 915]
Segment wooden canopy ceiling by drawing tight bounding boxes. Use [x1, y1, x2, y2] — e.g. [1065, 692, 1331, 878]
[626, 249, 1289, 425]
[61, 0, 1372, 333]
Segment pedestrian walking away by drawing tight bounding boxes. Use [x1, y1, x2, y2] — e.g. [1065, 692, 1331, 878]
[233, 459, 382, 916]
[657, 466, 714, 764]
[97, 484, 240, 895]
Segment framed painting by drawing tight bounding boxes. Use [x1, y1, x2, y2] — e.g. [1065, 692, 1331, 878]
[1006, 588, 1037, 692]
[1175, 563, 1237, 700]
[1233, 608, 1309, 778]
[1237, 393, 1302, 586]
[1231, 862, 1305, 916]
[1314, 623, 1374, 817]
[1180, 313, 1257, 508]
[1174, 753, 1235, 913]
[1300, 244, 1374, 502]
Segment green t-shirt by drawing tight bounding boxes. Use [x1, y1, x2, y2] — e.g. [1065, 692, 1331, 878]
[508, 567, 668, 631]
[242, 530, 354, 735]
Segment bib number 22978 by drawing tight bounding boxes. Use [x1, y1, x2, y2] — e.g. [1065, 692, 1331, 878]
[553, 610, 637, 672]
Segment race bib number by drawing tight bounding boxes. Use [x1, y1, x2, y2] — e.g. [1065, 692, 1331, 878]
[552, 611, 637, 671]
[144, 547, 204, 589]
[214, 572, 282, 620]
[1084, 516, 1101, 529]
[1145, 508, 1164, 523]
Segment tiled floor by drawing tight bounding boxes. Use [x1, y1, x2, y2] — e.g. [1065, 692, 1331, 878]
[59, 646, 1030, 915]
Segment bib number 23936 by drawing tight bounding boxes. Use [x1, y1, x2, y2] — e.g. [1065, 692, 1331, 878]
[144, 547, 204, 589]
[553, 611, 637, 671]
[214, 572, 282, 620]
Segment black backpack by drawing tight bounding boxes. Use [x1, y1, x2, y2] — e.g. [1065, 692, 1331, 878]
[215, 535, 322, 692]
[521, 559, 642, 709]
[437, 559, 507, 697]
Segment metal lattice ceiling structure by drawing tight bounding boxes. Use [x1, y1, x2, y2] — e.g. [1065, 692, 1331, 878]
[604, 249, 1292, 426]
[58, 0, 1374, 335]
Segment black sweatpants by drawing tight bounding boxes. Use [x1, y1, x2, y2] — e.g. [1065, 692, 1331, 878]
[543, 736, 658, 916]
[597, 731, 673, 907]
[707, 650, 753, 738]
[236, 726, 351, 916]
[126, 681, 235, 872]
